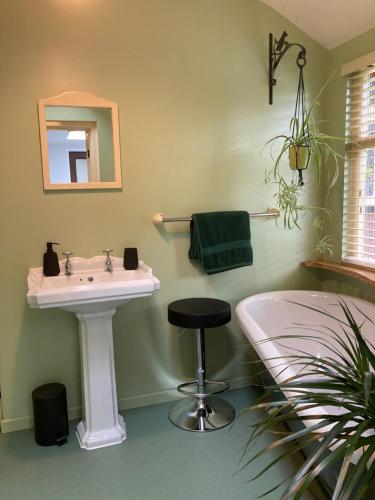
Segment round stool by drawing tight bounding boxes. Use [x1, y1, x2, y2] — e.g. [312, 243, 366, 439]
[168, 298, 235, 432]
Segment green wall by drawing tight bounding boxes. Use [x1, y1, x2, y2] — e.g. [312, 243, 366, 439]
[0, 0, 326, 432]
[321, 28, 375, 301]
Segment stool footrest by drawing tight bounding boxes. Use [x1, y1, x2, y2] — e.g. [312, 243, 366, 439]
[177, 379, 229, 397]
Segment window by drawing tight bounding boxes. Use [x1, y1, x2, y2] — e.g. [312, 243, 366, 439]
[342, 67, 375, 267]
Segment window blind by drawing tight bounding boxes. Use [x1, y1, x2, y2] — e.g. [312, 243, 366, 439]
[342, 65, 375, 267]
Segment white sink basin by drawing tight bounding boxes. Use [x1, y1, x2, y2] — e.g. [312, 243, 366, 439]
[26, 256, 160, 450]
[27, 256, 160, 312]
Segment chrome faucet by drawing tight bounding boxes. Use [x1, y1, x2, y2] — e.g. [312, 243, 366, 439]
[62, 252, 73, 276]
[103, 249, 113, 272]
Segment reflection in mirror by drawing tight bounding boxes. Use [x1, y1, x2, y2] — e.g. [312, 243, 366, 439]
[38, 92, 122, 190]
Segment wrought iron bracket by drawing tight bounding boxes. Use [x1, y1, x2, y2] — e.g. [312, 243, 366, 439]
[269, 31, 307, 105]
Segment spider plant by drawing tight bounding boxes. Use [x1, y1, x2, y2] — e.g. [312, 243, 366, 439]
[264, 73, 344, 248]
[241, 301, 375, 499]
[273, 177, 306, 230]
[266, 103, 342, 188]
[313, 210, 334, 258]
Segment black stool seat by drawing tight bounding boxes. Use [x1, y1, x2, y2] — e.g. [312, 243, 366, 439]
[168, 298, 231, 329]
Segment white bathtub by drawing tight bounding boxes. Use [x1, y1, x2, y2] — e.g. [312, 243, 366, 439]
[236, 290, 375, 427]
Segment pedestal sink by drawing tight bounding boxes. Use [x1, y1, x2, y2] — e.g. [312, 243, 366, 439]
[27, 256, 160, 450]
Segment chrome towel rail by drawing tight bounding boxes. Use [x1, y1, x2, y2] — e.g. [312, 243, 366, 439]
[152, 208, 279, 225]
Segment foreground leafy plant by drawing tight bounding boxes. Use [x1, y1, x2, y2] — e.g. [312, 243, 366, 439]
[241, 301, 375, 499]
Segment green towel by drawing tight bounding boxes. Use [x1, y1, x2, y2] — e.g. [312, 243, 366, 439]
[188, 211, 253, 275]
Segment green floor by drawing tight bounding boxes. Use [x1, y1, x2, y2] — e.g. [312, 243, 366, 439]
[0, 388, 323, 500]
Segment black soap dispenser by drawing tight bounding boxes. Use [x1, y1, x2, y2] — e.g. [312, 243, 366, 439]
[43, 242, 60, 276]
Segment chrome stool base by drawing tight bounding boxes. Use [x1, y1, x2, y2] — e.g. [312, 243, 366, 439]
[169, 396, 235, 432]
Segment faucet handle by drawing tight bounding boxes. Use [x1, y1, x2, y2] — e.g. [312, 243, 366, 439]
[62, 252, 73, 276]
[103, 249, 113, 272]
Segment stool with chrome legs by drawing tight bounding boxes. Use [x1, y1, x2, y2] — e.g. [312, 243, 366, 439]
[168, 298, 235, 432]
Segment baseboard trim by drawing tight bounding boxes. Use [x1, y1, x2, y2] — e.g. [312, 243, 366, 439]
[0, 375, 253, 434]
[0, 406, 83, 434]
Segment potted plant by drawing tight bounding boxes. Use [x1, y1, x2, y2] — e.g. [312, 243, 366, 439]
[289, 143, 310, 171]
[264, 70, 344, 256]
[266, 98, 342, 189]
[241, 301, 375, 499]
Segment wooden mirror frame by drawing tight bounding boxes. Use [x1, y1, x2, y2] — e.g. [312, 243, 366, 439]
[38, 91, 122, 190]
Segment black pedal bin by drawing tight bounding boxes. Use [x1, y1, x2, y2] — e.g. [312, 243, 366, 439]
[32, 383, 69, 446]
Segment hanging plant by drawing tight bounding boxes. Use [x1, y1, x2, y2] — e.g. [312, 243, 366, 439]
[274, 177, 306, 230]
[288, 60, 312, 186]
[264, 68, 344, 257]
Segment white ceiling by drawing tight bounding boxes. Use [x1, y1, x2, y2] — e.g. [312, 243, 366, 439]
[261, 0, 375, 49]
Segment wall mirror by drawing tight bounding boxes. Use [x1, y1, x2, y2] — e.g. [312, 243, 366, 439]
[38, 91, 122, 190]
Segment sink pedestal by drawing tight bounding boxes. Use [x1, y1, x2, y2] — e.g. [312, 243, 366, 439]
[76, 309, 126, 450]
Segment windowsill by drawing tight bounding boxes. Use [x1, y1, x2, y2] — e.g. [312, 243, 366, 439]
[301, 260, 375, 286]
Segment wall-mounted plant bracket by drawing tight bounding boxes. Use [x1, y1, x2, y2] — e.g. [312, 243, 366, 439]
[269, 31, 307, 105]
